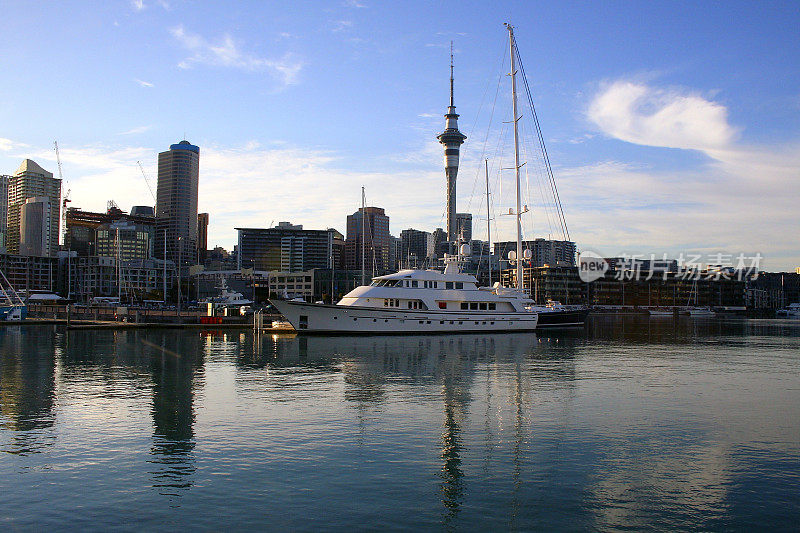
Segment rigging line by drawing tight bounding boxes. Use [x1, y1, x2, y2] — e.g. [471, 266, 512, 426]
[465, 41, 509, 213]
[519, 107, 555, 239]
[512, 34, 570, 241]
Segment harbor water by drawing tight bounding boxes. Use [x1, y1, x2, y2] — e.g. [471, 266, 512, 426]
[1, 317, 799, 530]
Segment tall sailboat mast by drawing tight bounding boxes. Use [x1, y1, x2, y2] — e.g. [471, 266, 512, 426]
[361, 186, 366, 286]
[485, 158, 492, 287]
[506, 23, 526, 292]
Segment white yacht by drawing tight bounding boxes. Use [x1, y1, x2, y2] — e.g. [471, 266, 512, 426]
[271, 256, 538, 333]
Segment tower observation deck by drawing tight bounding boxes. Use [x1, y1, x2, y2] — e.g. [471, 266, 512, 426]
[436, 44, 467, 249]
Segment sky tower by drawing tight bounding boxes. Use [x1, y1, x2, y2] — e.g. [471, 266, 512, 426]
[436, 43, 467, 248]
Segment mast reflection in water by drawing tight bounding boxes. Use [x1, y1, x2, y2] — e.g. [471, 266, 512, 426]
[1, 320, 799, 530]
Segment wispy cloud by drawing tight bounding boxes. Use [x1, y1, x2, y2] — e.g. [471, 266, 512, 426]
[131, 0, 144, 11]
[170, 25, 303, 86]
[117, 126, 152, 136]
[0, 137, 28, 152]
[343, 0, 367, 8]
[331, 20, 353, 33]
[588, 81, 739, 153]
[134, 78, 154, 88]
[571, 79, 800, 268]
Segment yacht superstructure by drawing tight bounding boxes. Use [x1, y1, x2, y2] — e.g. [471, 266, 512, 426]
[271, 262, 538, 333]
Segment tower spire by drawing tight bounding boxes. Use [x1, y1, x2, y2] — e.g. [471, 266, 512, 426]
[449, 41, 454, 109]
[437, 42, 467, 249]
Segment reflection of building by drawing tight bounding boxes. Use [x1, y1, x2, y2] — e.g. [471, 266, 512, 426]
[345, 207, 390, 274]
[236, 222, 335, 272]
[148, 331, 202, 496]
[0, 328, 56, 451]
[155, 140, 199, 268]
[7, 160, 61, 256]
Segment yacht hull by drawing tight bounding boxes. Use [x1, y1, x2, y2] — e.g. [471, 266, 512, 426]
[535, 308, 590, 328]
[270, 300, 538, 334]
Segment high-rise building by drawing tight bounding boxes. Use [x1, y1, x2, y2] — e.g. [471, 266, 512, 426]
[0, 175, 9, 250]
[197, 212, 209, 262]
[155, 140, 199, 268]
[399, 228, 430, 267]
[428, 227, 448, 259]
[455, 212, 472, 243]
[344, 207, 390, 274]
[7, 160, 61, 256]
[436, 47, 466, 247]
[19, 197, 52, 256]
[236, 222, 335, 272]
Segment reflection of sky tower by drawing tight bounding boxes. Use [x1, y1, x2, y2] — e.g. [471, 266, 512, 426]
[436, 43, 467, 247]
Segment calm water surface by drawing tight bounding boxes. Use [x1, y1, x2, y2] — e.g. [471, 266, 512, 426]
[1, 317, 799, 531]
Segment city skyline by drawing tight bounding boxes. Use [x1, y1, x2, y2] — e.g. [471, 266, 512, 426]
[1, 2, 798, 269]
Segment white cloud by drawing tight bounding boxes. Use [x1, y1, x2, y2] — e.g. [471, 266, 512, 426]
[170, 26, 303, 86]
[588, 81, 738, 153]
[134, 78, 154, 88]
[571, 80, 800, 268]
[117, 126, 152, 136]
[0, 137, 28, 152]
[131, 0, 144, 11]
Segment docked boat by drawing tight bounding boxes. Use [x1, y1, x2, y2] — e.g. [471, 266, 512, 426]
[271, 254, 538, 333]
[683, 306, 715, 317]
[531, 300, 589, 327]
[776, 303, 800, 319]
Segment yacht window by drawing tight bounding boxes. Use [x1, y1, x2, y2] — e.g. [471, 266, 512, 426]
[460, 302, 468, 310]
[470, 303, 478, 310]
[407, 301, 413, 309]
[438, 302, 447, 309]
[411, 280, 418, 288]
[455, 282, 463, 289]
[479, 303, 487, 310]
[446, 282, 453, 289]
[384, 299, 389, 307]
[488, 303, 496, 310]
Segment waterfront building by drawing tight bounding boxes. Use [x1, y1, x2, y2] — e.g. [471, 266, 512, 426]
[63, 256, 174, 302]
[344, 207, 390, 274]
[7, 160, 61, 256]
[65, 207, 155, 259]
[0, 252, 58, 294]
[155, 140, 199, 268]
[494, 238, 576, 267]
[19, 197, 53, 256]
[0, 175, 8, 250]
[236, 222, 335, 272]
[197, 213, 209, 262]
[436, 49, 466, 247]
[399, 228, 430, 268]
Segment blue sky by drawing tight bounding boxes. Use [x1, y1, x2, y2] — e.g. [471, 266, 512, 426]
[1, 1, 798, 270]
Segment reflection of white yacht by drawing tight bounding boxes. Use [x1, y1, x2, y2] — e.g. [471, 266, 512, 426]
[271, 255, 538, 333]
[776, 303, 800, 319]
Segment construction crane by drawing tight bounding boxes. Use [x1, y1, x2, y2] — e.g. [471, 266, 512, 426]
[137, 161, 157, 202]
[54, 141, 71, 245]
